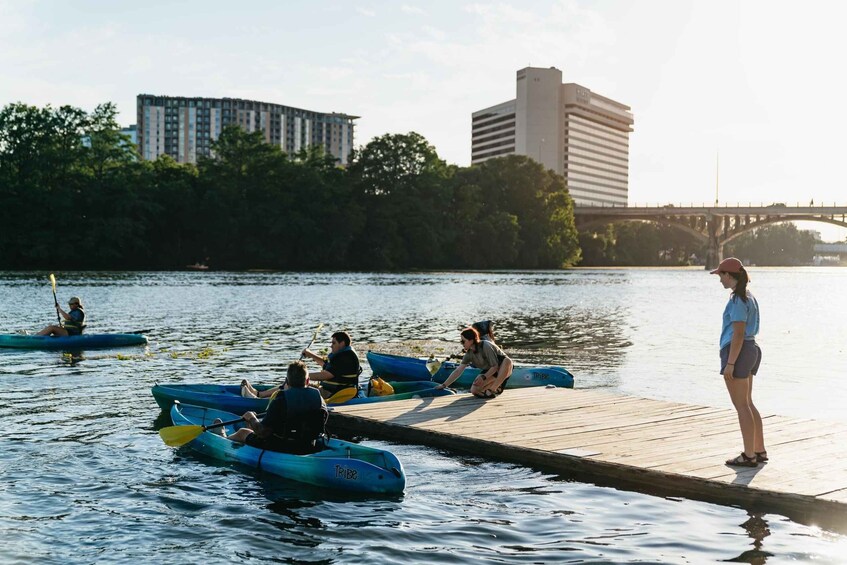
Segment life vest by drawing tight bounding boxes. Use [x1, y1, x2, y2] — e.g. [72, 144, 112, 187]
[269, 387, 328, 451]
[320, 347, 362, 394]
[368, 377, 395, 397]
[63, 308, 86, 335]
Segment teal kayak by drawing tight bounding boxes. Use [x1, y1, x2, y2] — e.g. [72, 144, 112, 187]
[151, 380, 454, 413]
[169, 402, 405, 494]
[367, 351, 575, 389]
[0, 333, 148, 350]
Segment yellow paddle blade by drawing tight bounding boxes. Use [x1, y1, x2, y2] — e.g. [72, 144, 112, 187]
[49, 273, 57, 292]
[426, 359, 443, 376]
[159, 424, 205, 447]
[326, 387, 359, 405]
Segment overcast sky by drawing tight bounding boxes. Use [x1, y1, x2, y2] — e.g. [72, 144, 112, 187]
[2, 0, 845, 238]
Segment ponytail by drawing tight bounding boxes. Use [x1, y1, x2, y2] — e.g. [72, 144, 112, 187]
[730, 268, 750, 302]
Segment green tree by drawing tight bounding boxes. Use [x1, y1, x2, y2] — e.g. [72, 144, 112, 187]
[727, 223, 816, 265]
[348, 132, 451, 269]
[451, 156, 579, 268]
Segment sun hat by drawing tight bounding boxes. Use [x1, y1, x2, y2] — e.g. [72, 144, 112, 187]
[710, 257, 744, 275]
[68, 296, 83, 307]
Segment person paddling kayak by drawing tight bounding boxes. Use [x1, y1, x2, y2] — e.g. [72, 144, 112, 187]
[218, 361, 328, 454]
[301, 331, 363, 400]
[37, 296, 86, 337]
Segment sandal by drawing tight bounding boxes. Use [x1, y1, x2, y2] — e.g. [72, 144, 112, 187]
[726, 452, 758, 467]
[755, 451, 769, 463]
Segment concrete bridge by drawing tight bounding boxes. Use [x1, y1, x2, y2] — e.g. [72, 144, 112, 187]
[573, 204, 847, 270]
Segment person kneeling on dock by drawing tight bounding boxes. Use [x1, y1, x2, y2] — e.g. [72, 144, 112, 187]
[301, 331, 362, 401]
[437, 327, 513, 398]
[224, 361, 328, 454]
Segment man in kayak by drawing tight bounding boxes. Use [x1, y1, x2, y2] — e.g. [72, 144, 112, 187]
[222, 361, 328, 454]
[301, 330, 363, 400]
[37, 296, 86, 336]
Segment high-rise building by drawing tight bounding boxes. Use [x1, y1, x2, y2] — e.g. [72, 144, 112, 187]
[471, 67, 633, 206]
[137, 95, 357, 166]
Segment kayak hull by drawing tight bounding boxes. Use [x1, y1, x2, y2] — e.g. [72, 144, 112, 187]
[367, 351, 575, 389]
[169, 403, 405, 494]
[0, 333, 148, 350]
[152, 380, 454, 412]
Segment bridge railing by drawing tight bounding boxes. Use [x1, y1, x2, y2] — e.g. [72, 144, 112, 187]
[578, 202, 845, 208]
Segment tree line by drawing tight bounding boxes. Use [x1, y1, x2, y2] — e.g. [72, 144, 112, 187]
[0, 102, 579, 270]
[0, 101, 822, 270]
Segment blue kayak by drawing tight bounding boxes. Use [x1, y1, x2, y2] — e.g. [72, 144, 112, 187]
[152, 380, 454, 413]
[169, 402, 405, 494]
[367, 351, 575, 389]
[0, 333, 148, 350]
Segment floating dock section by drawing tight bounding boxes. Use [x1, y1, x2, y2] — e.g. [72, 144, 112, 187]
[331, 387, 847, 531]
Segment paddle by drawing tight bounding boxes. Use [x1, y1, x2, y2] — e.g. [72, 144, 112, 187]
[425, 357, 443, 377]
[158, 416, 244, 447]
[49, 273, 60, 324]
[158, 410, 266, 447]
[300, 323, 324, 360]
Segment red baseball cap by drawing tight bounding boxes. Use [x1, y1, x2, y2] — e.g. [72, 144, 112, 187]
[710, 257, 744, 274]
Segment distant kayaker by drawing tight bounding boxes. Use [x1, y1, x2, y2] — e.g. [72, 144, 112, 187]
[301, 331, 363, 400]
[712, 257, 767, 467]
[221, 361, 328, 454]
[37, 296, 85, 337]
[436, 326, 513, 398]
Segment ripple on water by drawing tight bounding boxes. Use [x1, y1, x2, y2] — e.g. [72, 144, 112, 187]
[2, 270, 847, 563]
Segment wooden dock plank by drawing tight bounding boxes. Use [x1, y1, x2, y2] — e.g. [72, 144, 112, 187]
[330, 388, 847, 531]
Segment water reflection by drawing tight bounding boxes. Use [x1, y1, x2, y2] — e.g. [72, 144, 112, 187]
[724, 512, 773, 563]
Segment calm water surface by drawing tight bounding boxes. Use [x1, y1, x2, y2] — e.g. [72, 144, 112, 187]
[1, 269, 846, 564]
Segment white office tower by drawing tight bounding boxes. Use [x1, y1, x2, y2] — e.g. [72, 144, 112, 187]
[472, 67, 633, 206]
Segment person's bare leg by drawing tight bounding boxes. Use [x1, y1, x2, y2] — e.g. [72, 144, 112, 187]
[748, 375, 766, 455]
[725, 374, 755, 458]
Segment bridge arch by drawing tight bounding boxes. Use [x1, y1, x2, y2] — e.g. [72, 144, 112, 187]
[573, 206, 847, 269]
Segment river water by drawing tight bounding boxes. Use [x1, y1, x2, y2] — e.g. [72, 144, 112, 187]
[1, 268, 846, 563]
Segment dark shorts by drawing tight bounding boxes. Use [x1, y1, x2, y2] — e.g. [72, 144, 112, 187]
[719, 340, 762, 378]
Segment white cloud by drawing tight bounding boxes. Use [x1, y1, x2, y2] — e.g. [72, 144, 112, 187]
[401, 4, 425, 16]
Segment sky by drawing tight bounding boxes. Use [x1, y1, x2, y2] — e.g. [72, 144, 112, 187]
[2, 0, 846, 239]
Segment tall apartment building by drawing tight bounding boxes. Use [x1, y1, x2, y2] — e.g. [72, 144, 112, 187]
[137, 95, 357, 166]
[471, 67, 633, 206]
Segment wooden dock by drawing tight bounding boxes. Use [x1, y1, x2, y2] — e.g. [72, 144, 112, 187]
[331, 387, 847, 531]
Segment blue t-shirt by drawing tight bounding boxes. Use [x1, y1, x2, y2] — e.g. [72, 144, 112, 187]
[719, 291, 760, 349]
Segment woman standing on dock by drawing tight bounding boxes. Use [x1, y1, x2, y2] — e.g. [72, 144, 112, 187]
[712, 257, 767, 467]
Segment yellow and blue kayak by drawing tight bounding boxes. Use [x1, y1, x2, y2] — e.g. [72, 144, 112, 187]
[169, 402, 405, 494]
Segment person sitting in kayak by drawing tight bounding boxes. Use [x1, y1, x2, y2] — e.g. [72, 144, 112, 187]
[240, 378, 278, 399]
[436, 326, 513, 398]
[222, 361, 328, 454]
[301, 331, 362, 400]
[37, 296, 86, 337]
